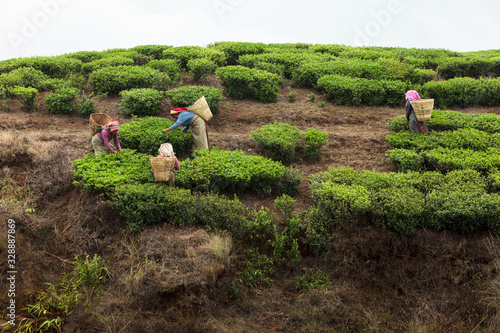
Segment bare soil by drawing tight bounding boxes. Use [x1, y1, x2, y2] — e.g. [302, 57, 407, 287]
[2, 77, 500, 332]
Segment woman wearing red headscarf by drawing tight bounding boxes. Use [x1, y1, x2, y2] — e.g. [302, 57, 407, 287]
[405, 90, 428, 135]
[162, 107, 209, 155]
[91, 120, 123, 156]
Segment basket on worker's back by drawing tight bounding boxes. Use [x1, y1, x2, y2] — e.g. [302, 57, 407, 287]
[150, 157, 177, 182]
[410, 99, 434, 122]
[89, 113, 113, 136]
[188, 96, 213, 122]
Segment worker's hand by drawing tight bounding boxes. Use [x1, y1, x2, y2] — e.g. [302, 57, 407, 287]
[118, 149, 122, 153]
[113, 151, 118, 154]
[162, 128, 170, 133]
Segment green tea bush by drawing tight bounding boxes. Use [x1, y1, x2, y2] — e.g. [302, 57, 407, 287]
[8, 86, 38, 112]
[410, 68, 437, 85]
[238, 52, 332, 79]
[291, 59, 389, 88]
[386, 128, 500, 152]
[426, 190, 499, 233]
[108, 183, 193, 232]
[0, 67, 48, 90]
[175, 148, 286, 195]
[308, 167, 500, 235]
[76, 93, 98, 116]
[146, 59, 182, 83]
[288, 91, 297, 102]
[304, 128, 328, 160]
[187, 58, 217, 81]
[254, 61, 285, 77]
[131, 45, 172, 59]
[162, 46, 205, 69]
[310, 182, 371, 223]
[422, 77, 483, 108]
[165, 85, 224, 114]
[317, 74, 407, 106]
[192, 193, 246, 234]
[72, 149, 154, 192]
[65, 50, 104, 63]
[385, 148, 424, 172]
[423, 147, 500, 173]
[372, 187, 425, 236]
[81, 56, 135, 76]
[436, 56, 500, 79]
[45, 86, 79, 114]
[250, 121, 301, 164]
[7, 56, 82, 78]
[89, 66, 170, 95]
[118, 117, 193, 156]
[119, 88, 165, 116]
[215, 65, 282, 102]
[303, 207, 333, 257]
[212, 41, 266, 65]
[242, 207, 277, 247]
[279, 167, 302, 196]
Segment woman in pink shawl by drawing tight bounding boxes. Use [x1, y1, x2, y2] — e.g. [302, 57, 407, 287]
[405, 90, 428, 135]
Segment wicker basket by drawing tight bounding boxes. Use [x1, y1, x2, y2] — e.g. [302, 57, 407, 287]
[411, 99, 434, 122]
[188, 96, 213, 122]
[150, 157, 176, 182]
[89, 113, 113, 136]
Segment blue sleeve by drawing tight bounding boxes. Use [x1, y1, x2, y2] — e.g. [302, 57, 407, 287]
[170, 112, 195, 130]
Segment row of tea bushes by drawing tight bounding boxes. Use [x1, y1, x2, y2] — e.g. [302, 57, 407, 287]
[387, 110, 500, 133]
[317, 74, 408, 106]
[309, 167, 500, 236]
[421, 77, 500, 108]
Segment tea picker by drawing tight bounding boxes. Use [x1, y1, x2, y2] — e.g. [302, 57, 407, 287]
[89, 113, 122, 156]
[405, 90, 432, 135]
[162, 96, 213, 157]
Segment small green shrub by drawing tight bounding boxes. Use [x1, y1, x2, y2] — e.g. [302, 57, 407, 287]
[118, 117, 193, 156]
[89, 65, 170, 95]
[280, 167, 302, 196]
[288, 91, 297, 102]
[250, 121, 301, 164]
[187, 58, 217, 81]
[215, 65, 282, 103]
[119, 88, 165, 116]
[317, 74, 407, 107]
[45, 86, 79, 114]
[72, 254, 110, 289]
[385, 148, 425, 172]
[8, 86, 38, 111]
[81, 56, 135, 76]
[76, 93, 98, 116]
[0, 67, 48, 90]
[165, 85, 224, 114]
[108, 183, 193, 232]
[290, 269, 332, 292]
[176, 148, 286, 196]
[307, 92, 316, 102]
[72, 149, 154, 192]
[146, 59, 182, 82]
[304, 128, 328, 160]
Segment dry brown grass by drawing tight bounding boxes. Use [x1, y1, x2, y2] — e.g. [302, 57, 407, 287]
[111, 227, 233, 309]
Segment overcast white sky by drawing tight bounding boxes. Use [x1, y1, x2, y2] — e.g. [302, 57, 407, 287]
[1, 0, 499, 61]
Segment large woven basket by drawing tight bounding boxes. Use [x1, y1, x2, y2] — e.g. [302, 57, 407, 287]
[411, 99, 434, 122]
[150, 157, 176, 182]
[188, 96, 213, 122]
[89, 113, 113, 136]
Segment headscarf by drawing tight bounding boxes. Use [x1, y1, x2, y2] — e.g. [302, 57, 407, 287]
[405, 90, 421, 101]
[170, 107, 188, 116]
[104, 120, 120, 132]
[158, 143, 175, 157]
